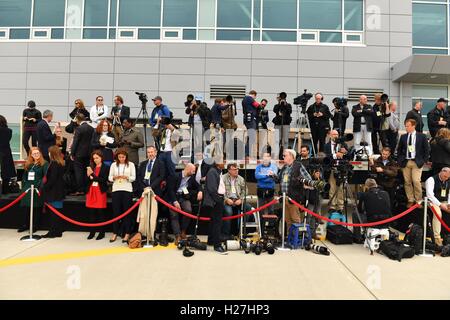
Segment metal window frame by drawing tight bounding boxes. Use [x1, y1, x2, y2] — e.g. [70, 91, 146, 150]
[161, 28, 182, 40]
[117, 28, 137, 40]
[0, 28, 9, 40]
[31, 28, 51, 39]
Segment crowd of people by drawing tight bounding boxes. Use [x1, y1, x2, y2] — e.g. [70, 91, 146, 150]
[0, 90, 449, 253]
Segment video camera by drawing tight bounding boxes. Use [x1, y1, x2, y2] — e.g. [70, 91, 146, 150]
[333, 97, 348, 110]
[185, 94, 194, 107]
[135, 91, 148, 104]
[381, 93, 389, 104]
[293, 89, 313, 114]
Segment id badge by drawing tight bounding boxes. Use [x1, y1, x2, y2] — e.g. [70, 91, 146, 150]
[92, 182, 99, 187]
[442, 189, 447, 198]
[118, 178, 123, 184]
[376, 111, 381, 117]
[182, 187, 189, 195]
[231, 186, 237, 194]
[283, 174, 288, 183]
[28, 172, 35, 181]
[144, 171, 151, 180]
[408, 145, 415, 153]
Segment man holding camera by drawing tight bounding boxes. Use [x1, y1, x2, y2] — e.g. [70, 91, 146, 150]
[118, 118, 144, 168]
[371, 94, 386, 154]
[331, 97, 349, 137]
[242, 90, 260, 158]
[273, 92, 293, 158]
[357, 179, 391, 228]
[155, 116, 177, 177]
[352, 95, 374, 156]
[307, 93, 331, 153]
[166, 163, 202, 245]
[370, 147, 399, 208]
[110, 95, 130, 141]
[257, 99, 270, 130]
[324, 130, 349, 213]
[427, 98, 449, 138]
[426, 167, 450, 246]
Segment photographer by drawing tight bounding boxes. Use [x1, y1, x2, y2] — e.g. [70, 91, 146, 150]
[371, 94, 388, 154]
[221, 96, 238, 130]
[352, 95, 374, 156]
[357, 179, 391, 229]
[273, 92, 292, 155]
[324, 130, 349, 213]
[117, 118, 144, 168]
[154, 116, 177, 177]
[369, 147, 399, 208]
[331, 97, 349, 137]
[384, 101, 400, 153]
[210, 98, 226, 129]
[185, 98, 211, 131]
[110, 95, 130, 141]
[166, 163, 201, 245]
[427, 98, 449, 138]
[257, 98, 270, 130]
[405, 101, 424, 133]
[149, 96, 171, 127]
[242, 90, 260, 158]
[307, 93, 331, 153]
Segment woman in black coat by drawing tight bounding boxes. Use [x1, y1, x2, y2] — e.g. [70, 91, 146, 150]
[41, 145, 66, 238]
[0, 115, 17, 186]
[430, 128, 450, 175]
[85, 150, 109, 240]
[91, 120, 117, 166]
[66, 99, 90, 134]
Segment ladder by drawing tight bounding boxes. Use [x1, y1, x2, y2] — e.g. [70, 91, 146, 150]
[239, 195, 261, 239]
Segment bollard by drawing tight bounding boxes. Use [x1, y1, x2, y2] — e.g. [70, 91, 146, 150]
[143, 189, 153, 248]
[20, 185, 41, 241]
[277, 193, 290, 251]
[419, 197, 433, 257]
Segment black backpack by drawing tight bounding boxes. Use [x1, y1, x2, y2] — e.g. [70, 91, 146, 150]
[404, 224, 424, 255]
[379, 240, 415, 262]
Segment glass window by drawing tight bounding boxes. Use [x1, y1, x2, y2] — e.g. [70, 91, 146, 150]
[253, 30, 260, 41]
[217, 0, 251, 28]
[198, 0, 215, 27]
[183, 29, 196, 40]
[0, 0, 31, 27]
[66, 0, 83, 29]
[83, 28, 108, 39]
[33, 0, 65, 27]
[51, 28, 64, 39]
[413, 3, 448, 48]
[119, 0, 161, 27]
[84, 0, 109, 27]
[110, 0, 117, 26]
[413, 48, 448, 55]
[412, 85, 449, 131]
[109, 28, 116, 39]
[262, 30, 296, 42]
[263, 0, 297, 29]
[163, 0, 197, 27]
[320, 31, 342, 43]
[198, 29, 214, 40]
[254, 0, 261, 28]
[10, 29, 30, 39]
[344, 0, 363, 31]
[217, 29, 251, 41]
[138, 28, 160, 39]
[300, 0, 342, 30]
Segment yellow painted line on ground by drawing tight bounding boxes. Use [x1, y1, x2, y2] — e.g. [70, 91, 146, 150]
[0, 244, 176, 268]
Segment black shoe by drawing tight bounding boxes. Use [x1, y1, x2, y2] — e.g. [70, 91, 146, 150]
[17, 226, 28, 233]
[87, 232, 96, 240]
[214, 245, 228, 255]
[96, 232, 105, 240]
[42, 232, 55, 238]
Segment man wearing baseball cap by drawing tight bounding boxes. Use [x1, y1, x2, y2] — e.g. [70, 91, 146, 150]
[427, 97, 449, 138]
[149, 96, 171, 127]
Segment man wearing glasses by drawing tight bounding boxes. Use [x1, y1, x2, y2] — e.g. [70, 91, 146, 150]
[90, 96, 109, 125]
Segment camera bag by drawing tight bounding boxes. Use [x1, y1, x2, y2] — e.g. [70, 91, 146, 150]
[326, 225, 353, 245]
[378, 240, 415, 262]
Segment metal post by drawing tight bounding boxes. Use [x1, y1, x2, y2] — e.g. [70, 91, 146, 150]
[419, 197, 433, 257]
[20, 185, 41, 241]
[278, 193, 290, 251]
[143, 190, 153, 248]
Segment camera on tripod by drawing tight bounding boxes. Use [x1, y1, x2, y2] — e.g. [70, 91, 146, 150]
[293, 89, 313, 114]
[135, 91, 148, 104]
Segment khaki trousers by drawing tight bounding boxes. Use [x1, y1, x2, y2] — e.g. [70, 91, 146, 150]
[329, 171, 344, 211]
[402, 160, 423, 203]
[431, 203, 448, 241]
[284, 198, 304, 232]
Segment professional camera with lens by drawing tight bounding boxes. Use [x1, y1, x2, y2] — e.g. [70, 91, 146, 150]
[177, 237, 207, 251]
[135, 91, 148, 104]
[298, 178, 330, 193]
[328, 158, 354, 185]
[294, 89, 313, 114]
[333, 97, 348, 110]
[185, 94, 194, 107]
[381, 93, 389, 104]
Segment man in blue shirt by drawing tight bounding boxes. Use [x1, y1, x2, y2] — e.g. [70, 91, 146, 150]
[255, 153, 278, 219]
[149, 96, 171, 127]
[242, 90, 260, 158]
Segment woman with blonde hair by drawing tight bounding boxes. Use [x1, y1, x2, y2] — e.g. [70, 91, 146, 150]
[66, 99, 90, 134]
[18, 147, 48, 233]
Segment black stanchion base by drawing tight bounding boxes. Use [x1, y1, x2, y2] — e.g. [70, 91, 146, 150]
[20, 234, 42, 241]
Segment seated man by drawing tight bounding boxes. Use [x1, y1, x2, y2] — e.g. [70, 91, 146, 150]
[426, 167, 450, 246]
[370, 147, 399, 208]
[357, 178, 391, 228]
[166, 163, 201, 245]
[222, 163, 251, 239]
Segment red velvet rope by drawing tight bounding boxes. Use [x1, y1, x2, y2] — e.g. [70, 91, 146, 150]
[288, 197, 419, 227]
[0, 191, 28, 213]
[44, 197, 144, 227]
[429, 205, 450, 233]
[154, 195, 279, 221]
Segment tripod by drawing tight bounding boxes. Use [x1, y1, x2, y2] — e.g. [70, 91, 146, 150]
[292, 105, 316, 157]
[135, 98, 150, 150]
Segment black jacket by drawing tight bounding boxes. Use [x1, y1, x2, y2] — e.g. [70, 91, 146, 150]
[357, 187, 391, 227]
[0, 127, 16, 179]
[371, 103, 384, 131]
[352, 104, 374, 132]
[273, 102, 292, 126]
[86, 163, 109, 193]
[37, 120, 56, 159]
[186, 104, 212, 130]
[324, 141, 349, 180]
[137, 158, 166, 196]
[166, 172, 200, 203]
[405, 108, 424, 133]
[69, 107, 90, 121]
[427, 107, 450, 138]
[371, 157, 399, 189]
[397, 131, 430, 168]
[276, 161, 309, 203]
[196, 160, 212, 183]
[42, 161, 66, 202]
[111, 105, 130, 124]
[91, 131, 117, 162]
[203, 166, 223, 208]
[23, 108, 42, 130]
[307, 103, 331, 129]
[331, 105, 349, 134]
[71, 122, 94, 159]
[430, 137, 450, 166]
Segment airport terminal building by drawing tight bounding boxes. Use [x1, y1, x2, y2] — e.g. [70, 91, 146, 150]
[0, 0, 449, 154]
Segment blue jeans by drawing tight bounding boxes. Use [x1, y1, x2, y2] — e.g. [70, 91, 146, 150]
[222, 203, 252, 237]
[160, 151, 176, 177]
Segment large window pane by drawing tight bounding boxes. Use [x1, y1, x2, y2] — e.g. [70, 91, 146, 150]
[199, 0, 215, 27]
[263, 0, 297, 29]
[413, 48, 448, 55]
[10, 29, 30, 39]
[344, 0, 363, 30]
[412, 85, 448, 99]
[138, 29, 160, 39]
[262, 30, 296, 42]
[163, 0, 197, 27]
[33, 0, 65, 26]
[110, 0, 117, 26]
[217, 0, 251, 28]
[253, 0, 261, 28]
[217, 29, 251, 41]
[84, 0, 109, 27]
[0, 0, 31, 27]
[320, 31, 342, 43]
[119, 0, 161, 27]
[413, 3, 447, 48]
[300, 0, 342, 30]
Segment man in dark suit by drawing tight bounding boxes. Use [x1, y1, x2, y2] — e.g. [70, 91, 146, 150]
[137, 146, 166, 196]
[397, 118, 430, 207]
[70, 114, 94, 195]
[194, 151, 212, 185]
[352, 95, 374, 156]
[37, 110, 56, 161]
[110, 95, 130, 140]
[166, 163, 201, 244]
[427, 98, 449, 138]
[306, 93, 331, 153]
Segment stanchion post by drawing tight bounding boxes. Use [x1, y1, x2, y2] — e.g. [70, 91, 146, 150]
[278, 193, 290, 251]
[20, 185, 41, 241]
[419, 197, 433, 257]
[143, 189, 153, 248]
